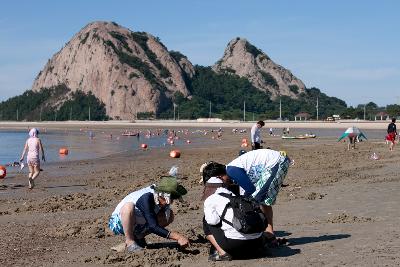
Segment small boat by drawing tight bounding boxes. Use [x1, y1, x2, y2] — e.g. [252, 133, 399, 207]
[122, 132, 137, 136]
[282, 134, 316, 140]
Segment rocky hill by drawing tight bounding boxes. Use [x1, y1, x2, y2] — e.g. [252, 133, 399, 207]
[212, 38, 305, 99]
[32, 21, 194, 119]
[29, 22, 310, 120]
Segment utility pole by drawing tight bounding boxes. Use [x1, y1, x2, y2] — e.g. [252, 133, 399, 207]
[177, 105, 180, 121]
[316, 97, 319, 121]
[69, 107, 72, 121]
[16, 108, 19, 121]
[363, 104, 366, 121]
[209, 101, 211, 119]
[40, 107, 42, 121]
[89, 106, 91, 121]
[279, 96, 282, 121]
[173, 103, 176, 120]
[243, 101, 246, 121]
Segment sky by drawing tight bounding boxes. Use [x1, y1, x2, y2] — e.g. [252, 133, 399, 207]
[1, 0, 399, 107]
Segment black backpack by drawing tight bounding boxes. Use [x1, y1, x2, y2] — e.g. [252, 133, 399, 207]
[219, 192, 267, 234]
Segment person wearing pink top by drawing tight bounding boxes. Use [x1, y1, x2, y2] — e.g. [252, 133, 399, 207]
[20, 128, 45, 189]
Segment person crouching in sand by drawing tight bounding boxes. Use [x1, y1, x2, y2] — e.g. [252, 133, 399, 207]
[108, 176, 190, 252]
[20, 128, 45, 189]
[225, 149, 291, 246]
[201, 162, 264, 261]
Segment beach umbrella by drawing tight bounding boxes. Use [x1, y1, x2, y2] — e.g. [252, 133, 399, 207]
[338, 127, 367, 142]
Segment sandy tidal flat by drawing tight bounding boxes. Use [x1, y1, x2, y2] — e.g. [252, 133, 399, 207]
[0, 127, 399, 266]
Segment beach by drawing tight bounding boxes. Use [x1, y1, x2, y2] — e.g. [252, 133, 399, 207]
[0, 122, 399, 266]
[0, 119, 393, 130]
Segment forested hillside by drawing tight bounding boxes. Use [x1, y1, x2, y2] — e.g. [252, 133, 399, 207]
[0, 84, 108, 121]
[158, 66, 347, 120]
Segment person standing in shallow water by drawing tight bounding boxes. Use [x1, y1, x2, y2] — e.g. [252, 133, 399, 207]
[20, 128, 45, 189]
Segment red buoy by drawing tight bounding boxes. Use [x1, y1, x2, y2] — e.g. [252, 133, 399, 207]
[170, 150, 181, 158]
[0, 166, 6, 179]
[59, 148, 69, 155]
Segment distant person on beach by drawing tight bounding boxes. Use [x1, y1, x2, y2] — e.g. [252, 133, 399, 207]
[269, 128, 273, 136]
[226, 149, 290, 246]
[108, 177, 190, 253]
[20, 128, 45, 189]
[347, 135, 357, 150]
[250, 121, 265, 150]
[387, 118, 397, 151]
[201, 162, 263, 261]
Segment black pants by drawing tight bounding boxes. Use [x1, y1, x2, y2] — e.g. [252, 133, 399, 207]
[203, 218, 263, 257]
[252, 142, 261, 150]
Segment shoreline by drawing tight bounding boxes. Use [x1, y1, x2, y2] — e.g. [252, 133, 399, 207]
[0, 119, 391, 130]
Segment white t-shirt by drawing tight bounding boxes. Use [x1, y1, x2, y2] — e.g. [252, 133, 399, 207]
[204, 187, 262, 240]
[250, 124, 261, 143]
[227, 149, 281, 183]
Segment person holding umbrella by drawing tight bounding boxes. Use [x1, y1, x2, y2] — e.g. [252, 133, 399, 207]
[337, 126, 367, 150]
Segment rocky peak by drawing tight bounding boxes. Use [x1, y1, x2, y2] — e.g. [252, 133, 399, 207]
[212, 37, 305, 99]
[32, 21, 194, 119]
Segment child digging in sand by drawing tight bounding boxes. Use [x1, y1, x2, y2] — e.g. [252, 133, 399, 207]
[109, 176, 190, 252]
[20, 128, 45, 189]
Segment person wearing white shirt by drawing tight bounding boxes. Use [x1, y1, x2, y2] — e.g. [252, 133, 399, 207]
[203, 176, 264, 261]
[226, 149, 290, 244]
[250, 121, 265, 150]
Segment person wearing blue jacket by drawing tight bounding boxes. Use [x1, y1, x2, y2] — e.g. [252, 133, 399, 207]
[109, 176, 189, 252]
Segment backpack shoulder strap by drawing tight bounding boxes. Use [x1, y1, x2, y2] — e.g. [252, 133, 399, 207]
[218, 192, 234, 227]
[218, 192, 232, 198]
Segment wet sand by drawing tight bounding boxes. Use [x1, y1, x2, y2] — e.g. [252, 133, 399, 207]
[0, 126, 399, 266]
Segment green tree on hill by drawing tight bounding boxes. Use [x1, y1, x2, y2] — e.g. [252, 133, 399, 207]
[0, 85, 108, 121]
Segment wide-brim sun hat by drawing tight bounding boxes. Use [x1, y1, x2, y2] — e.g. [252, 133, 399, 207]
[156, 176, 187, 200]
